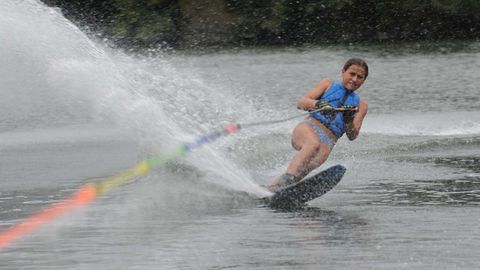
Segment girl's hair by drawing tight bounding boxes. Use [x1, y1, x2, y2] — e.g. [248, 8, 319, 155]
[343, 58, 368, 78]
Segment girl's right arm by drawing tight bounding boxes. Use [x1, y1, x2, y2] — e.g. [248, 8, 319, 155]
[296, 78, 332, 111]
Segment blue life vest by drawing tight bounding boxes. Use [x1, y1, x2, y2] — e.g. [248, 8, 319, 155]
[310, 81, 360, 138]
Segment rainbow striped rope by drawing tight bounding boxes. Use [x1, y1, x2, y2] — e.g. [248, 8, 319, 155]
[0, 123, 241, 250]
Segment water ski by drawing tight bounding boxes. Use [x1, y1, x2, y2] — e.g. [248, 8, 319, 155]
[265, 165, 346, 210]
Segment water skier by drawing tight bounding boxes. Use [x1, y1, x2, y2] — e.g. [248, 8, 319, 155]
[268, 58, 369, 191]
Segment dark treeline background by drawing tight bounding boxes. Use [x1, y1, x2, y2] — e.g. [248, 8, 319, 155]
[42, 0, 480, 50]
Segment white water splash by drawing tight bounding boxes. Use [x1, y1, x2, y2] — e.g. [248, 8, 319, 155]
[0, 0, 266, 197]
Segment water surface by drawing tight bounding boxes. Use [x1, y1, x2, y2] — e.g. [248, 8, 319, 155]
[1, 1, 479, 269]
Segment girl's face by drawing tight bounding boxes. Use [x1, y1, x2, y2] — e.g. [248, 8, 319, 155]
[341, 64, 367, 91]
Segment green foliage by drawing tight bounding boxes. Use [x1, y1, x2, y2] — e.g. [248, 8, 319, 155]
[41, 0, 480, 49]
[108, 0, 178, 47]
[432, 0, 480, 14]
[224, 0, 280, 41]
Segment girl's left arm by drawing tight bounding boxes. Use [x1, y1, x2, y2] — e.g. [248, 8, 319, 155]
[345, 100, 368, 140]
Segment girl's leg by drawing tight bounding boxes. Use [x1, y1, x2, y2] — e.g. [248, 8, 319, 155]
[268, 122, 332, 190]
[286, 122, 323, 177]
[268, 122, 320, 189]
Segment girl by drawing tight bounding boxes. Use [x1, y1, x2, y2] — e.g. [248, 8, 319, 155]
[268, 58, 369, 191]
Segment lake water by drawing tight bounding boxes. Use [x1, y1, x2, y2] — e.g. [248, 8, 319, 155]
[1, 1, 480, 269]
